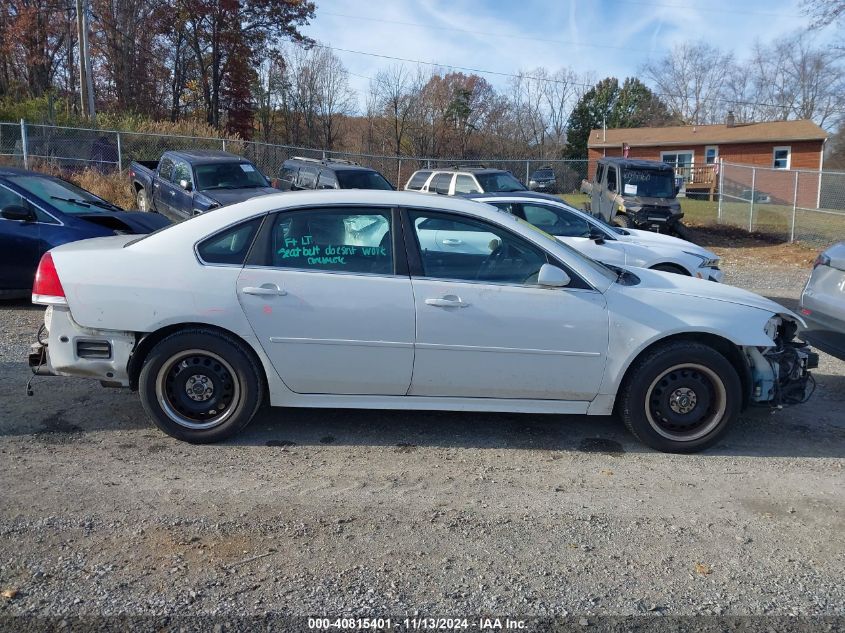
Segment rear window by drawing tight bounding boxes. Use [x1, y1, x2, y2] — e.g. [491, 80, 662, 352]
[196, 217, 263, 265]
[533, 169, 554, 178]
[336, 170, 394, 190]
[406, 171, 432, 190]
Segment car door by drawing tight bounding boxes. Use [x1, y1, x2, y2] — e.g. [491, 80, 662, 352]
[404, 208, 609, 400]
[170, 159, 196, 217]
[600, 165, 619, 221]
[518, 202, 626, 267]
[237, 206, 415, 395]
[414, 216, 499, 256]
[0, 184, 41, 291]
[153, 157, 175, 215]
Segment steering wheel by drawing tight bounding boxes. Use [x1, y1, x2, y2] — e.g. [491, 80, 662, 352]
[476, 242, 510, 281]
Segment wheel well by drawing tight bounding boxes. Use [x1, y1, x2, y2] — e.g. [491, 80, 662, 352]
[127, 323, 268, 394]
[133, 181, 144, 193]
[619, 333, 751, 410]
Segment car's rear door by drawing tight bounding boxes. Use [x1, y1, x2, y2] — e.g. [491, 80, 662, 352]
[403, 208, 608, 401]
[237, 206, 415, 395]
[0, 183, 40, 291]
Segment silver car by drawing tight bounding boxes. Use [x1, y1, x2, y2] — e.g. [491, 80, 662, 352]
[800, 242, 845, 360]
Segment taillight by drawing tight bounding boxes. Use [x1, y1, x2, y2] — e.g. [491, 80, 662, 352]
[813, 253, 831, 269]
[32, 252, 67, 305]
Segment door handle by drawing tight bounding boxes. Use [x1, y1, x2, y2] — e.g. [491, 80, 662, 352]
[242, 284, 287, 297]
[169, 190, 175, 196]
[441, 238, 463, 246]
[425, 295, 469, 308]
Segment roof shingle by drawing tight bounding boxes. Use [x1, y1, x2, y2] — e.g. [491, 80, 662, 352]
[588, 119, 826, 148]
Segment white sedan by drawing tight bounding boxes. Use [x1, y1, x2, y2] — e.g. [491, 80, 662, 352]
[467, 192, 722, 281]
[29, 190, 816, 453]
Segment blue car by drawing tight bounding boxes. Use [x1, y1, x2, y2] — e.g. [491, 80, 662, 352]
[0, 167, 171, 298]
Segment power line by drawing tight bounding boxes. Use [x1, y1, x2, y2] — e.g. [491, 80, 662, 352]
[311, 43, 840, 113]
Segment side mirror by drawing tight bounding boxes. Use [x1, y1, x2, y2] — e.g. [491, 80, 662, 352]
[537, 263, 570, 288]
[589, 229, 606, 245]
[1, 204, 36, 222]
[179, 179, 193, 192]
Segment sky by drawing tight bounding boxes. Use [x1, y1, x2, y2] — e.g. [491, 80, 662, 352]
[300, 0, 834, 111]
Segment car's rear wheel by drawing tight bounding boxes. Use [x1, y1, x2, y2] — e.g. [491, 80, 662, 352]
[138, 329, 264, 443]
[612, 214, 631, 228]
[136, 188, 151, 212]
[618, 341, 741, 453]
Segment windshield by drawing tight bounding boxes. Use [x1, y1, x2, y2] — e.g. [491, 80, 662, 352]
[532, 169, 554, 179]
[336, 170, 394, 190]
[195, 162, 268, 191]
[512, 215, 618, 283]
[7, 175, 121, 214]
[475, 172, 526, 192]
[622, 168, 675, 198]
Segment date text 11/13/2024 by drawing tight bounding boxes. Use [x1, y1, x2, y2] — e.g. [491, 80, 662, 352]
[307, 617, 528, 630]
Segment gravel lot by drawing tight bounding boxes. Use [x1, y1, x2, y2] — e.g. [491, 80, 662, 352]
[0, 237, 843, 630]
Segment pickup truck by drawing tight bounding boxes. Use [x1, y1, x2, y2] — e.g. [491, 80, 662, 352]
[129, 149, 277, 221]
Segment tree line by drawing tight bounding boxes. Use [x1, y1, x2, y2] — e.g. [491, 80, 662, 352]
[1, 0, 844, 161]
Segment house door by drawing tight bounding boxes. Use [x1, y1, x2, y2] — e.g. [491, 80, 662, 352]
[661, 151, 694, 182]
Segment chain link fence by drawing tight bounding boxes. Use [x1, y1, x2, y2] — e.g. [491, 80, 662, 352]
[717, 160, 845, 248]
[0, 120, 589, 193]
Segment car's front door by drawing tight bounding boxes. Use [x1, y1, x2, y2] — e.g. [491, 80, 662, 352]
[404, 209, 609, 401]
[600, 165, 619, 222]
[170, 159, 196, 217]
[237, 207, 415, 395]
[153, 157, 175, 216]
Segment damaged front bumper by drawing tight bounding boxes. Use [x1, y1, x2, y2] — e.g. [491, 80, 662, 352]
[746, 323, 819, 407]
[28, 306, 136, 387]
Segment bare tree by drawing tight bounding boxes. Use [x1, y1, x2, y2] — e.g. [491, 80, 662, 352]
[373, 65, 416, 155]
[641, 41, 735, 124]
[314, 47, 355, 150]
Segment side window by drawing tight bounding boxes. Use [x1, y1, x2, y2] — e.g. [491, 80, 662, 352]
[430, 172, 453, 195]
[606, 167, 617, 192]
[454, 174, 480, 194]
[0, 184, 57, 224]
[279, 166, 298, 184]
[489, 202, 516, 215]
[268, 209, 392, 275]
[317, 170, 338, 189]
[197, 217, 263, 265]
[595, 164, 604, 184]
[172, 160, 193, 187]
[522, 204, 590, 237]
[158, 158, 174, 181]
[409, 210, 548, 285]
[406, 171, 431, 190]
[296, 166, 318, 189]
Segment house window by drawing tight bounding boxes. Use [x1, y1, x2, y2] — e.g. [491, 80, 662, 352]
[773, 146, 791, 169]
[705, 146, 718, 164]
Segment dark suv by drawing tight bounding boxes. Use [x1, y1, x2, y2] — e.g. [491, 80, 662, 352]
[528, 166, 557, 193]
[274, 157, 394, 191]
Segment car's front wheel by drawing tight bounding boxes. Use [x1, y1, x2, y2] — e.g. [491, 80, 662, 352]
[138, 329, 264, 443]
[618, 341, 741, 453]
[136, 187, 151, 212]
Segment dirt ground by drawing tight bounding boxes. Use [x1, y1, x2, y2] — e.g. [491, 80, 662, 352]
[0, 235, 843, 631]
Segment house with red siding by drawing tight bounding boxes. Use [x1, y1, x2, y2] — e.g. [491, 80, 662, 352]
[587, 117, 827, 206]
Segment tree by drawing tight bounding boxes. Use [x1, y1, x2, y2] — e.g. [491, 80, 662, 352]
[372, 65, 415, 155]
[641, 41, 735, 125]
[801, 0, 845, 29]
[564, 77, 673, 159]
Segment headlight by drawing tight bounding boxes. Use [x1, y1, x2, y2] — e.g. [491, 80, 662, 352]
[684, 250, 720, 268]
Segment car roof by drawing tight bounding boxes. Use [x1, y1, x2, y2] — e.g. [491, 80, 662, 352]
[166, 149, 247, 163]
[284, 157, 378, 172]
[599, 157, 673, 170]
[0, 166, 45, 177]
[467, 191, 567, 204]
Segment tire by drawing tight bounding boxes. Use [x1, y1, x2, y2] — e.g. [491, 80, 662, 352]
[617, 341, 741, 453]
[135, 187, 152, 212]
[650, 263, 690, 276]
[612, 214, 631, 228]
[672, 223, 692, 240]
[138, 328, 265, 443]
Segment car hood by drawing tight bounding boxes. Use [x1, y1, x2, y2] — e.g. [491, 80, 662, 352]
[76, 211, 171, 234]
[619, 228, 718, 258]
[630, 266, 801, 319]
[200, 187, 278, 207]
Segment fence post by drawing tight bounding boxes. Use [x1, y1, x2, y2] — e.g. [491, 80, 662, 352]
[525, 160, 530, 184]
[790, 170, 799, 243]
[116, 131, 122, 171]
[20, 119, 28, 169]
[717, 158, 724, 223]
[397, 158, 402, 188]
[222, 139, 226, 152]
[748, 167, 756, 232]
